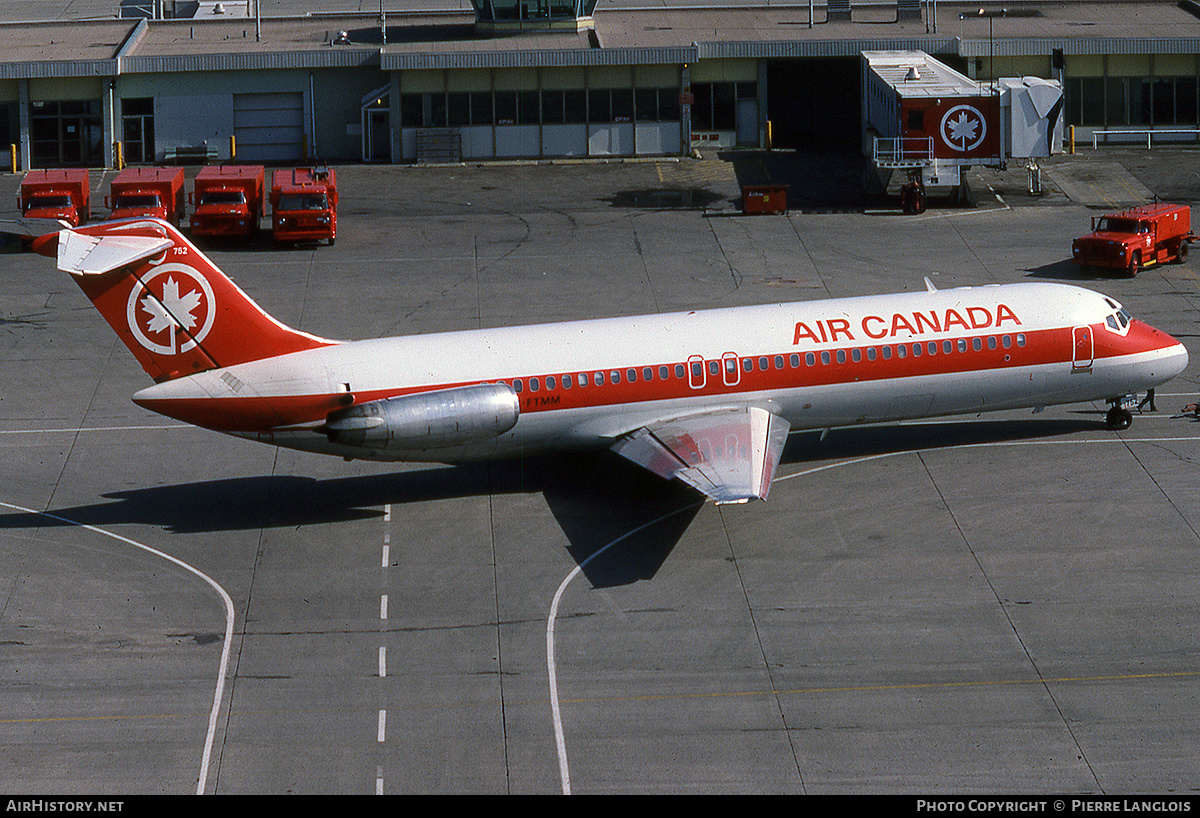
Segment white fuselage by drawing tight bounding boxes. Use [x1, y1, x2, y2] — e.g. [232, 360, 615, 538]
[131, 281, 1189, 462]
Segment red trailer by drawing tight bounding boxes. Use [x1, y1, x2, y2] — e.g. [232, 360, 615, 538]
[18, 168, 90, 226]
[107, 167, 186, 225]
[189, 165, 264, 238]
[1072, 203, 1193, 277]
[271, 167, 338, 245]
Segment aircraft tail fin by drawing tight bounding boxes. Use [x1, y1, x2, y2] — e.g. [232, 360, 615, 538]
[37, 218, 336, 383]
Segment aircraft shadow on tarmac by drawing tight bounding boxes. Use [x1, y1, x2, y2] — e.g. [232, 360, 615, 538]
[0, 417, 1102, 588]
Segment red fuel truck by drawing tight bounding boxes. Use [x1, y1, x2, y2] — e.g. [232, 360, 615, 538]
[1072, 203, 1194, 277]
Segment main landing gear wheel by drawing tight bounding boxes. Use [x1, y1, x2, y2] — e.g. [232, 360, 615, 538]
[1106, 405, 1133, 430]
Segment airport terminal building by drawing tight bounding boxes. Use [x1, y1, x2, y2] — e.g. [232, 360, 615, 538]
[2, 0, 1199, 168]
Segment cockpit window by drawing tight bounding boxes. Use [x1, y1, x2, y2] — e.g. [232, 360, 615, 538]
[1102, 307, 1132, 337]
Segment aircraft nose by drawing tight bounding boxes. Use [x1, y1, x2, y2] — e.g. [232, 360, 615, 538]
[1165, 337, 1189, 379]
[1145, 323, 1189, 381]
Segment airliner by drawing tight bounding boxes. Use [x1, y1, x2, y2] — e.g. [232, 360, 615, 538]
[33, 217, 1189, 504]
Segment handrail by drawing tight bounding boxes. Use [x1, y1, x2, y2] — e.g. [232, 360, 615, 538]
[1092, 129, 1200, 149]
[873, 136, 934, 166]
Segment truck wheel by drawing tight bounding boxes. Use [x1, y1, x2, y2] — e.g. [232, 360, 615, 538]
[1126, 251, 1141, 277]
[1176, 241, 1189, 264]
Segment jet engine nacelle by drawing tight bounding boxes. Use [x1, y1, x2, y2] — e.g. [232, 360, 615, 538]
[325, 382, 519, 450]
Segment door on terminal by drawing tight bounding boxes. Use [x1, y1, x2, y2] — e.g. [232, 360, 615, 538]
[30, 100, 103, 167]
[736, 98, 758, 147]
[367, 109, 390, 161]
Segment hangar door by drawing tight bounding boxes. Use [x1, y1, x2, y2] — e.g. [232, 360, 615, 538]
[233, 93, 304, 162]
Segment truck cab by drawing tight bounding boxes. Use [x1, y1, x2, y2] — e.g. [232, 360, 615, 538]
[18, 169, 90, 227]
[107, 167, 186, 226]
[189, 165, 264, 238]
[271, 167, 337, 246]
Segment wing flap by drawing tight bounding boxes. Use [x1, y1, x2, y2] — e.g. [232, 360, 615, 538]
[57, 229, 173, 276]
[611, 406, 790, 504]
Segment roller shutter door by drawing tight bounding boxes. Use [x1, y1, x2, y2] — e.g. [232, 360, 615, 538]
[233, 93, 304, 161]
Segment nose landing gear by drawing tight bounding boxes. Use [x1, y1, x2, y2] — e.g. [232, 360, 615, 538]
[1105, 397, 1134, 430]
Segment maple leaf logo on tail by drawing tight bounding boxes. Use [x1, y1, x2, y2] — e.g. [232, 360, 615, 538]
[127, 265, 217, 356]
[142, 276, 203, 334]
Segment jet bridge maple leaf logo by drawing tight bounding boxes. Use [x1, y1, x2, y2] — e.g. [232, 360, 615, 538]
[126, 264, 217, 356]
[939, 104, 987, 152]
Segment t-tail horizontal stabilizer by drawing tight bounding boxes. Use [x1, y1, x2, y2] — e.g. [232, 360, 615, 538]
[56, 229, 173, 276]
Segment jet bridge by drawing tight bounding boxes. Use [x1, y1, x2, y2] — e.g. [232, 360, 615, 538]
[862, 51, 1063, 213]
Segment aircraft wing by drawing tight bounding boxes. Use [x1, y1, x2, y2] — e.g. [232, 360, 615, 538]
[610, 406, 790, 504]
